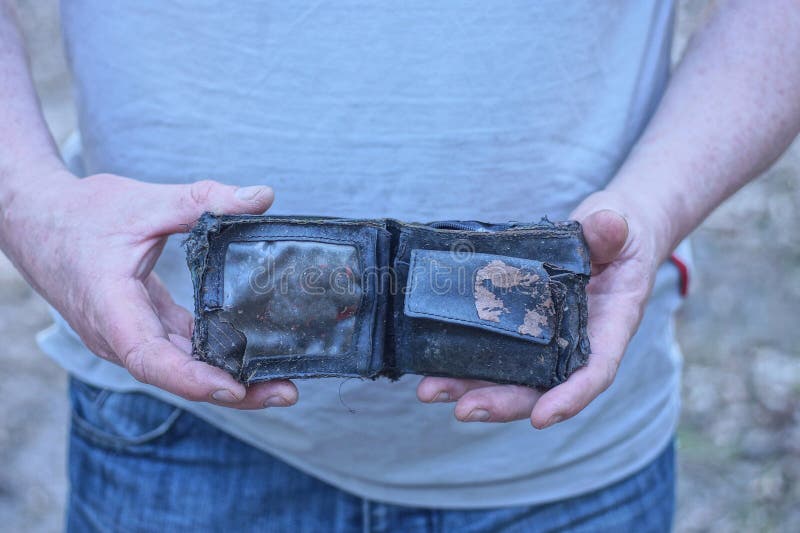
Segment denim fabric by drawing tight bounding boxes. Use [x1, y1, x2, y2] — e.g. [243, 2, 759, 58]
[67, 378, 675, 533]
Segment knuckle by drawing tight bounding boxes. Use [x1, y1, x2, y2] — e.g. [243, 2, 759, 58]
[553, 398, 579, 418]
[502, 391, 532, 418]
[602, 358, 620, 390]
[182, 389, 207, 403]
[473, 389, 530, 422]
[188, 180, 220, 208]
[177, 359, 216, 402]
[123, 345, 151, 385]
[498, 408, 527, 423]
[565, 403, 583, 419]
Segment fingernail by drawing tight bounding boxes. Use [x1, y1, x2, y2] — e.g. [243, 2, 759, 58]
[543, 415, 564, 428]
[211, 389, 238, 403]
[235, 185, 268, 201]
[264, 395, 288, 408]
[432, 391, 450, 402]
[465, 408, 491, 422]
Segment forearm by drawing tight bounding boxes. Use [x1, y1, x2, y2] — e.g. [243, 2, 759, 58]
[0, 1, 69, 209]
[604, 0, 800, 260]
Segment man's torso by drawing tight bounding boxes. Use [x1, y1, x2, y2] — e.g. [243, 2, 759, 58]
[44, 0, 683, 506]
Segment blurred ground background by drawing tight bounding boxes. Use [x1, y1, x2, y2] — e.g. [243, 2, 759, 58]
[1, 1, 798, 531]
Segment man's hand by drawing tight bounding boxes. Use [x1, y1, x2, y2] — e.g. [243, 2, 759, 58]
[419, 0, 800, 427]
[417, 190, 662, 428]
[1, 170, 298, 409]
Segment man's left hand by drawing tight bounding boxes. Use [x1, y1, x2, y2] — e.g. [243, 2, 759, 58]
[417, 190, 664, 428]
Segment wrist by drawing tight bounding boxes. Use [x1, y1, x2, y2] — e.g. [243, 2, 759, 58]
[0, 143, 72, 198]
[0, 157, 74, 208]
[0, 163, 76, 255]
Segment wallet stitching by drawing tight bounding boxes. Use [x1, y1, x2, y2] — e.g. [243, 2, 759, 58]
[405, 252, 554, 344]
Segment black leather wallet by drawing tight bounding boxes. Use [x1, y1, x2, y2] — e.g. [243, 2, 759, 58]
[185, 213, 591, 389]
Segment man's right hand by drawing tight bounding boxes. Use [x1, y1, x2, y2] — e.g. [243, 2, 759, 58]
[0, 170, 298, 409]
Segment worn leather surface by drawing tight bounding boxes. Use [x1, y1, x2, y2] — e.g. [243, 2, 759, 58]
[405, 250, 556, 343]
[185, 213, 590, 389]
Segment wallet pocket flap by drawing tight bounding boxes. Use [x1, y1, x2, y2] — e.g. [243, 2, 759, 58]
[404, 249, 555, 344]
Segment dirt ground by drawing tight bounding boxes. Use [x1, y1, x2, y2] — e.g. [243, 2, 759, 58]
[1, 1, 798, 532]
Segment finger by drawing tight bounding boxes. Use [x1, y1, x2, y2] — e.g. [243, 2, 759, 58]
[237, 380, 299, 410]
[145, 273, 194, 338]
[454, 384, 541, 423]
[530, 289, 640, 429]
[149, 180, 275, 235]
[97, 279, 249, 404]
[529, 354, 619, 429]
[579, 209, 629, 266]
[170, 334, 298, 410]
[136, 236, 168, 280]
[417, 376, 496, 403]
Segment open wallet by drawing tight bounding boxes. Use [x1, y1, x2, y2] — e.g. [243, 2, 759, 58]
[185, 213, 591, 389]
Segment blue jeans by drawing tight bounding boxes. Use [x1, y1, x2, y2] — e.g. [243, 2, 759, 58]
[67, 377, 675, 532]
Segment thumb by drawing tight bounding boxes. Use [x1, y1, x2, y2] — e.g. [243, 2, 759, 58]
[155, 180, 274, 234]
[579, 209, 629, 265]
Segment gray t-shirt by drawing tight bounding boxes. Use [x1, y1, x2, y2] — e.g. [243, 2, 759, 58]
[45, 0, 685, 506]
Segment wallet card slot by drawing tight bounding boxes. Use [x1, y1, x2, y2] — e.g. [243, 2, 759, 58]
[222, 240, 363, 361]
[187, 214, 384, 383]
[404, 249, 556, 344]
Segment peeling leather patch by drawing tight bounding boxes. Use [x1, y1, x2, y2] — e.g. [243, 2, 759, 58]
[474, 260, 541, 323]
[474, 284, 506, 322]
[405, 250, 555, 344]
[518, 297, 553, 338]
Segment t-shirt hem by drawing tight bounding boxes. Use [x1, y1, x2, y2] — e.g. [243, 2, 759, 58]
[178, 388, 680, 509]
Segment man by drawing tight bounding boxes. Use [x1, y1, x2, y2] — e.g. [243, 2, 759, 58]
[1, 0, 798, 531]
